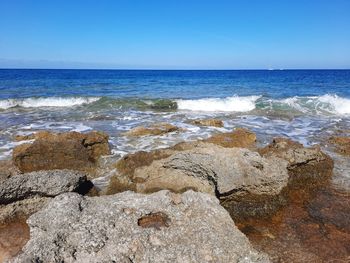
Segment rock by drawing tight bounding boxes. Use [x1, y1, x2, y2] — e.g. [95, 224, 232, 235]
[329, 136, 350, 156]
[108, 142, 289, 219]
[12, 131, 110, 173]
[259, 138, 334, 186]
[0, 197, 49, 225]
[203, 128, 256, 148]
[190, 118, 224, 127]
[123, 123, 179, 137]
[11, 191, 270, 263]
[105, 141, 212, 195]
[0, 160, 20, 182]
[0, 220, 30, 263]
[0, 170, 92, 205]
[136, 143, 289, 219]
[13, 131, 51, 142]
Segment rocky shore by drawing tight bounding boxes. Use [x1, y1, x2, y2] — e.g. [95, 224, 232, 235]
[0, 125, 349, 262]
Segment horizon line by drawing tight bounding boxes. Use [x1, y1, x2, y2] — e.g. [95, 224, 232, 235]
[0, 68, 349, 71]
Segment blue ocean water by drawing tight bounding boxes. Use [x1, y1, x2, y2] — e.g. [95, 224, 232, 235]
[0, 69, 350, 167]
[1, 69, 350, 99]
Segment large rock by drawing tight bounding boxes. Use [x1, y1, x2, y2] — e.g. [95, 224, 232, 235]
[258, 138, 334, 186]
[190, 118, 224, 127]
[123, 123, 180, 137]
[108, 143, 289, 219]
[203, 128, 256, 148]
[11, 191, 270, 263]
[12, 131, 110, 173]
[0, 170, 91, 205]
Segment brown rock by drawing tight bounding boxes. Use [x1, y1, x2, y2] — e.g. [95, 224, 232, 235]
[203, 127, 256, 148]
[329, 136, 350, 156]
[0, 160, 20, 182]
[137, 212, 171, 229]
[259, 138, 334, 186]
[105, 141, 204, 195]
[12, 131, 110, 173]
[13, 131, 51, 142]
[190, 118, 224, 127]
[123, 123, 179, 137]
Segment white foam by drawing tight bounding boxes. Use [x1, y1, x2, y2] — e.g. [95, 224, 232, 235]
[0, 97, 100, 109]
[176, 95, 260, 112]
[317, 94, 350, 114]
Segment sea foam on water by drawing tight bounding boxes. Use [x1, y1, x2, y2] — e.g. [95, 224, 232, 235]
[176, 95, 261, 112]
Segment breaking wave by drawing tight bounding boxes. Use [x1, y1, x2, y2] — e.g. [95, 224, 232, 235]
[0, 97, 100, 109]
[176, 96, 261, 112]
[1, 94, 350, 115]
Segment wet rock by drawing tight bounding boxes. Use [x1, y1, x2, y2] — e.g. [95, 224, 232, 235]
[190, 118, 224, 127]
[11, 191, 270, 263]
[259, 138, 334, 186]
[12, 131, 110, 173]
[0, 220, 30, 263]
[149, 99, 178, 110]
[123, 122, 180, 137]
[0, 170, 91, 205]
[237, 186, 350, 263]
[329, 136, 350, 156]
[203, 128, 256, 148]
[13, 131, 51, 142]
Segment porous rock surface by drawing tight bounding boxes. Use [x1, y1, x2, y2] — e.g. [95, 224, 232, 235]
[0, 170, 90, 205]
[123, 122, 180, 137]
[11, 190, 270, 263]
[107, 142, 289, 218]
[329, 136, 350, 156]
[190, 118, 224, 127]
[259, 138, 334, 186]
[12, 131, 110, 173]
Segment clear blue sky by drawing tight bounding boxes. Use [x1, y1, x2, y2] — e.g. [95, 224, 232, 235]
[0, 0, 349, 69]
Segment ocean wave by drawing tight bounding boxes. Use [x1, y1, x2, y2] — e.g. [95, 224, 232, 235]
[176, 95, 261, 112]
[259, 94, 350, 115]
[0, 97, 100, 109]
[1, 94, 350, 115]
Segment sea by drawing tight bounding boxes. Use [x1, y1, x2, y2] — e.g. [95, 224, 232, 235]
[1, 69, 350, 189]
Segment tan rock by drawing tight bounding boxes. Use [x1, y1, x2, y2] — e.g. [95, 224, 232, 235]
[12, 131, 110, 173]
[0, 160, 20, 182]
[123, 123, 179, 137]
[259, 138, 334, 186]
[203, 127, 256, 148]
[190, 118, 224, 127]
[329, 136, 350, 156]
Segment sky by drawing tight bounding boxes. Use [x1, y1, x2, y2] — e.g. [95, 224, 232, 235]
[0, 0, 349, 69]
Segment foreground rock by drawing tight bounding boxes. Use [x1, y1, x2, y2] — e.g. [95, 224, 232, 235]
[0, 160, 20, 182]
[0, 170, 91, 205]
[123, 123, 180, 137]
[12, 131, 110, 173]
[0, 170, 92, 225]
[203, 128, 256, 148]
[11, 191, 270, 263]
[107, 142, 289, 219]
[259, 138, 334, 186]
[190, 118, 224, 127]
[329, 136, 350, 156]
